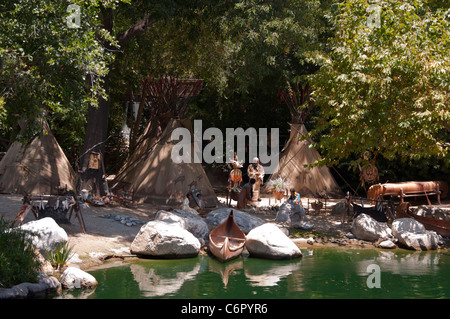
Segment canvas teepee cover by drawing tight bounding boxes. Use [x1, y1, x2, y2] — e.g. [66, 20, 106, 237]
[269, 123, 340, 197]
[0, 122, 76, 194]
[114, 118, 218, 206]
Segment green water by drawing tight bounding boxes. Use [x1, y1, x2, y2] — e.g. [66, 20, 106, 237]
[58, 248, 450, 299]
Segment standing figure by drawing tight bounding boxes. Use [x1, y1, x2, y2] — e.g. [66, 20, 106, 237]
[247, 157, 264, 201]
[228, 153, 243, 189]
[237, 179, 255, 209]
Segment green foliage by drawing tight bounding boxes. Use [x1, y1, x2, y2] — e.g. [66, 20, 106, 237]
[44, 241, 74, 270]
[308, 0, 450, 167]
[0, 0, 121, 141]
[0, 217, 42, 288]
[0, 97, 9, 148]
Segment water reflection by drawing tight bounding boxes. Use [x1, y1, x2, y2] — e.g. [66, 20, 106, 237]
[357, 250, 442, 276]
[244, 259, 302, 288]
[130, 260, 201, 297]
[62, 248, 450, 299]
[208, 258, 243, 288]
[127, 256, 303, 297]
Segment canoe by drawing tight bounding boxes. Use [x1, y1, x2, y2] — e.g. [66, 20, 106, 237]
[396, 203, 450, 237]
[209, 210, 246, 262]
[367, 181, 447, 205]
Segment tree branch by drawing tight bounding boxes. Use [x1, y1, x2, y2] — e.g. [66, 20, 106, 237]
[117, 14, 157, 47]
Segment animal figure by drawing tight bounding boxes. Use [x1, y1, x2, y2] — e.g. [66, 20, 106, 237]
[352, 202, 389, 223]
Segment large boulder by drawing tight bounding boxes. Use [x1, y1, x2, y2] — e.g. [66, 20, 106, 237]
[130, 221, 200, 258]
[351, 213, 392, 242]
[19, 217, 68, 253]
[391, 218, 440, 251]
[275, 200, 307, 228]
[60, 267, 98, 289]
[205, 208, 265, 234]
[245, 223, 302, 260]
[155, 209, 209, 242]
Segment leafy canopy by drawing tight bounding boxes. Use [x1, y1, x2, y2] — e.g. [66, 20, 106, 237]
[308, 0, 449, 166]
[0, 0, 127, 140]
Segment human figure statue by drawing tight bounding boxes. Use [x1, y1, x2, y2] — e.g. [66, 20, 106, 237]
[247, 157, 264, 201]
[237, 178, 255, 209]
[228, 153, 243, 189]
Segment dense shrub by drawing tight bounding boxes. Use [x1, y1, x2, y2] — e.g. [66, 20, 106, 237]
[0, 217, 42, 288]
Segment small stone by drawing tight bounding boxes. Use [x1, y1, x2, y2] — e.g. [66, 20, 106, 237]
[379, 240, 396, 249]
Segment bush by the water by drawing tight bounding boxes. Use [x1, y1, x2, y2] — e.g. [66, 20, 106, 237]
[0, 217, 42, 288]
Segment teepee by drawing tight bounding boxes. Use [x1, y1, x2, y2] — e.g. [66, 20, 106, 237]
[113, 118, 218, 206]
[268, 123, 341, 197]
[269, 84, 340, 197]
[0, 121, 76, 194]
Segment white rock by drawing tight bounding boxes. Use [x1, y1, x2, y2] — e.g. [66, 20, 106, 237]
[391, 218, 439, 251]
[351, 213, 392, 242]
[155, 209, 209, 241]
[345, 232, 356, 239]
[379, 240, 396, 249]
[246, 223, 302, 259]
[60, 267, 98, 289]
[19, 217, 68, 253]
[130, 221, 200, 258]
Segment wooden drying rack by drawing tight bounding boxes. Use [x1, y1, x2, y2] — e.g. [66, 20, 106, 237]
[11, 193, 86, 233]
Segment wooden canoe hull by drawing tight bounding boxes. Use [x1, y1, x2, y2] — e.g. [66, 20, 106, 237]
[209, 211, 246, 262]
[368, 181, 447, 204]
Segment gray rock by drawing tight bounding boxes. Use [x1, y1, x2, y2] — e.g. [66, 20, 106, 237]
[331, 201, 353, 216]
[101, 214, 145, 226]
[205, 208, 265, 234]
[0, 273, 61, 299]
[351, 213, 392, 242]
[391, 218, 440, 251]
[19, 217, 68, 253]
[155, 209, 209, 241]
[295, 221, 314, 230]
[245, 223, 302, 260]
[130, 221, 200, 258]
[276, 200, 306, 228]
[60, 267, 98, 289]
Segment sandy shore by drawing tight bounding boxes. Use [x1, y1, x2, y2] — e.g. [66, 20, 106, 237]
[0, 193, 378, 270]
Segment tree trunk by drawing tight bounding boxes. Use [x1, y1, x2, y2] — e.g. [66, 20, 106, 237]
[79, 75, 110, 197]
[78, 9, 157, 197]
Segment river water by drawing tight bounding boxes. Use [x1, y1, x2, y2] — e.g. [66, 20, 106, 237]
[56, 248, 450, 299]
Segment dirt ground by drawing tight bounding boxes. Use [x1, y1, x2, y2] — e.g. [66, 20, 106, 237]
[0, 193, 355, 270]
